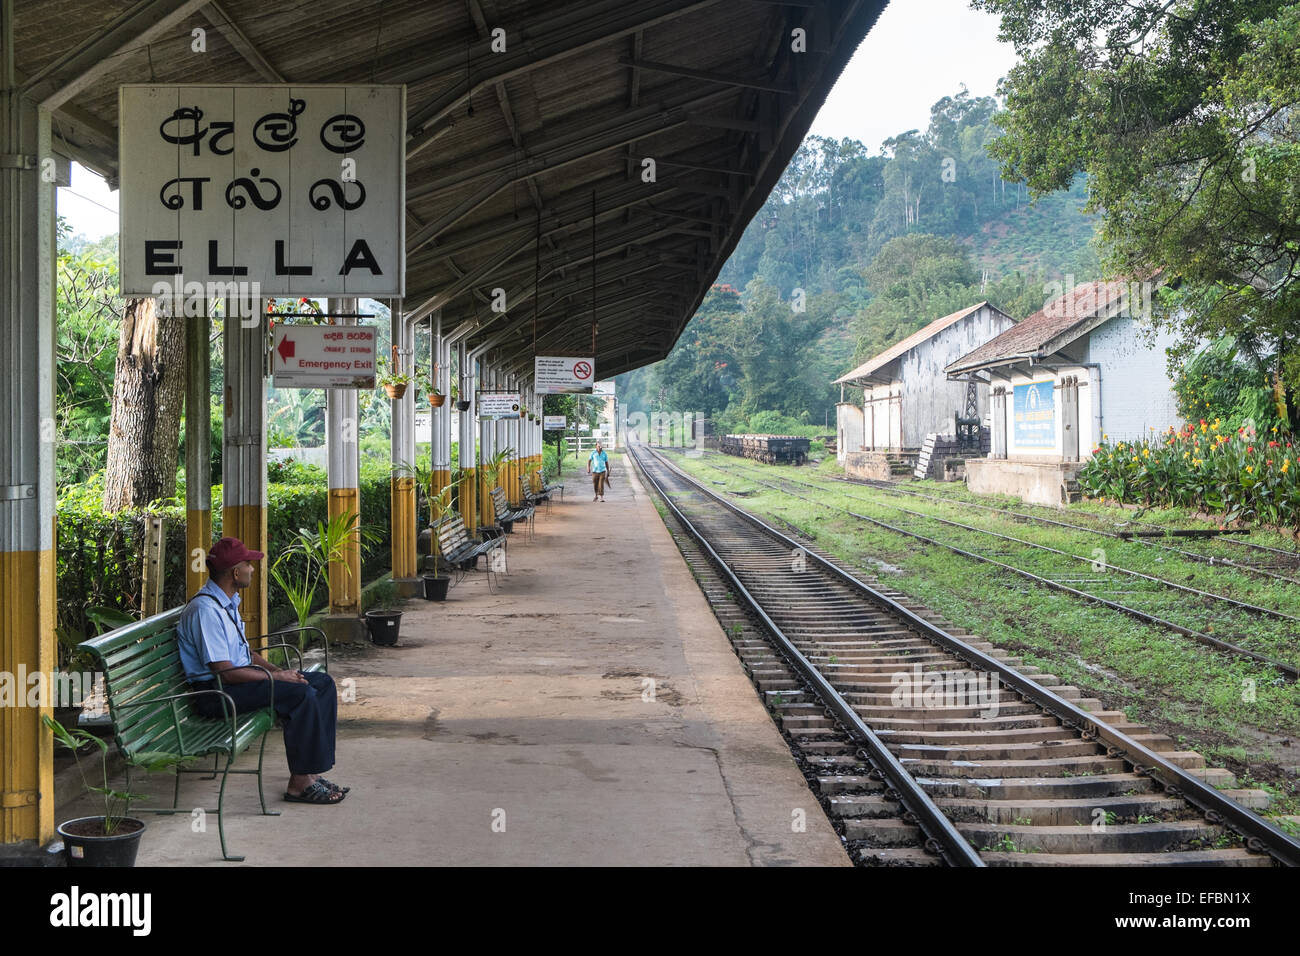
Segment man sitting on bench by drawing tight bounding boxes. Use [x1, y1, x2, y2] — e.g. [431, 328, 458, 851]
[178, 536, 348, 806]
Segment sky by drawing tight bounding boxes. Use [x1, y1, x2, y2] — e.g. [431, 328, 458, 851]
[57, 0, 1018, 241]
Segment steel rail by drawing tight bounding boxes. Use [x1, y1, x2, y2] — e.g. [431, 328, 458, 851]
[837, 476, 1300, 587]
[646, 446, 1300, 865]
[707, 460, 1300, 681]
[629, 444, 985, 867]
[840, 474, 1300, 561]
[780, 474, 1300, 624]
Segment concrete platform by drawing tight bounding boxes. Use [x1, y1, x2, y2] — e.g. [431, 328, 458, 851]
[965, 458, 1083, 508]
[59, 454, 848, 866]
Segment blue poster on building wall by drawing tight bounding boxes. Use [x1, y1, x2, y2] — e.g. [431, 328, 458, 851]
[1013, 380, 1056, 448]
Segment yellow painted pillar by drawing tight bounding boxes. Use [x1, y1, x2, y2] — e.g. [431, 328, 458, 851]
[223, 308, 269, 647]
[389, 306, 418, 589]
[327, 488, 361, 613]
[327, 299, 361, 617]
[0, 90, 57, 847]
[185, 303, 211, 597]
[391, 476, 417, 579]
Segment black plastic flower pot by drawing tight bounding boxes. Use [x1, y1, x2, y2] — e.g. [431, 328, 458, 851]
[58, 816, 146, 867]
[500, 519, 515, 534]
[364, 609, 403, 646]
[421, 574, 450, 601]
[456, 400, 471, 412]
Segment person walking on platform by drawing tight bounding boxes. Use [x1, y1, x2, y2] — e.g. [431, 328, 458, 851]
[588, 441, 610, 501]
[177, 537, 348, 805]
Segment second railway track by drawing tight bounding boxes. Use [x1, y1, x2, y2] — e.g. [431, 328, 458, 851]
[629, 442, 1300, 867]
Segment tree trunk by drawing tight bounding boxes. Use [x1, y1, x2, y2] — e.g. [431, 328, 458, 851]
[102, 297, 187, 511]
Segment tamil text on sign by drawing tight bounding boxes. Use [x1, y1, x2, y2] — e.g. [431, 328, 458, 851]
[119, 85, 405, 300]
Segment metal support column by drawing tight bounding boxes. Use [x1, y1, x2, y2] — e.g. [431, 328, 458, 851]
[457, 342, 476, 528]
[0, 58, 57, 849]
[432, 311, 451, 506]
[185, 303, 211, 597]
[326, 298, 362, 635]
[390, 303, 418, 596]
[222, 305, 269, 649]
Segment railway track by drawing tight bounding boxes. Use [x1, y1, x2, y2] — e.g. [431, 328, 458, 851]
[695, 455, 1300, 680]
[629, 442, 1300, 867]
[841, 473, 1300, 578]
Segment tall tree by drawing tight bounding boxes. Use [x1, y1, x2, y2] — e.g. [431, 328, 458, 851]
[102, 297, 187, 511]
[974, 0, 1300, 418]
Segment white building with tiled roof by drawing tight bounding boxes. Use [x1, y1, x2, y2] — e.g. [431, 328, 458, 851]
[833, 301, 1016, 461]
[945, 278, 1183, 505]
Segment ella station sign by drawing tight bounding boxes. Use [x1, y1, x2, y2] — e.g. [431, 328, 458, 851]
[119, 84, 406, 300]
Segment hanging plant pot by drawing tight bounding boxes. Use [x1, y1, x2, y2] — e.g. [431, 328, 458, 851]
[384, 382, 408, 400]
[457, 400, 471, 412]
[429, 393, 446, 408]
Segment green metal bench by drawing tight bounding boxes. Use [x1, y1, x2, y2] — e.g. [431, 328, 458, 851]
[79, 605, 328, 862]
[491, 486, 534, 539]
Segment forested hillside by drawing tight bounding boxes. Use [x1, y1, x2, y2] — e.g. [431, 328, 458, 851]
[617, 89, 1100, 430]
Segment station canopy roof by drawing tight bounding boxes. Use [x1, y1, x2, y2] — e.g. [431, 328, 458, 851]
[12, 0, 888, 379]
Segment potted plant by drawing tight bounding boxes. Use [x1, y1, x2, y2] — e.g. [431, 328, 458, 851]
[44, 715, 187, 867]
[376, 356, 412, 400]
[269, 510, 383, 651]
[425, 375, 446, 408]
[481, 447, 516, 532]
[411, 461, 459, 600]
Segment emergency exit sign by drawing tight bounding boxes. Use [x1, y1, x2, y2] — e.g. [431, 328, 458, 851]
[272, 325, 376, 388]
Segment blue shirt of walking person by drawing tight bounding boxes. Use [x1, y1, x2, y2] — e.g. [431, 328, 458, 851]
[589, 448, 609, 473]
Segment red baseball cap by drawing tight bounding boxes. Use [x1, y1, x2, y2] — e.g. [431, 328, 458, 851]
[207, 537, 265, 573]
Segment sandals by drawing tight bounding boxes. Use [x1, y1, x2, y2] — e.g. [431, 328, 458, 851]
[284, 780, 345, 805]
[317, 777, 350, 794]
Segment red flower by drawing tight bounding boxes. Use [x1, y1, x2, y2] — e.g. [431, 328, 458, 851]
[1268, 440, 1279, 448]
[1247, 445, 1254, 453]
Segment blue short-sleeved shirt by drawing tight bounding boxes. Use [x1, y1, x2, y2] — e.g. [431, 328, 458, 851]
[589, 449, 609, 473]
[177, 580, 252, 682]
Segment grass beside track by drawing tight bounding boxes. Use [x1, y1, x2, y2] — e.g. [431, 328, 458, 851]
[657, 448, 1300, 822]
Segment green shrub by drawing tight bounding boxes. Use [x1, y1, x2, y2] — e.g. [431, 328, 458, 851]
[55, 468, 397, 648]
[1079, 420, 1300, 528]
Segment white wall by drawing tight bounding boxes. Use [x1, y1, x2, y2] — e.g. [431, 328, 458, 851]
[994, 316, 1184, 460]
[835, 403, 864, 463]
[1085, 318, 1183, 442]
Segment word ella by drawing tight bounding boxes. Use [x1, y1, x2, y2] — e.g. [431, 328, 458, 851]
[49, 886, 151, 937]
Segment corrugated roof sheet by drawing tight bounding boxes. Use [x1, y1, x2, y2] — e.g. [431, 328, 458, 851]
[945, 279, 1131, 374]
[10, 0, 890, 379]
[834, 301, 1004, 384]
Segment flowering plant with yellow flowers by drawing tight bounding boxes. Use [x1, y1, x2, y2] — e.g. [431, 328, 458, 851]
[1079, 420, 1300, 528]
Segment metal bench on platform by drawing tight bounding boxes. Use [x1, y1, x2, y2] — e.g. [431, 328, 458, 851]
[79, 608, 328, 861]
[433, 514, 506, 590]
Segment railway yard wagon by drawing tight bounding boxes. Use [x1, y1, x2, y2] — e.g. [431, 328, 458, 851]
[721, 433, 811, 465]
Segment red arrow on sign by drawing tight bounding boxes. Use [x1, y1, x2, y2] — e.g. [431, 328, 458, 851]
[277, 337, 295, 363]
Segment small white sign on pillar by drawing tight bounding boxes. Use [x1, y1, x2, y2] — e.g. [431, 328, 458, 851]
[271, 324, 376, 388]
